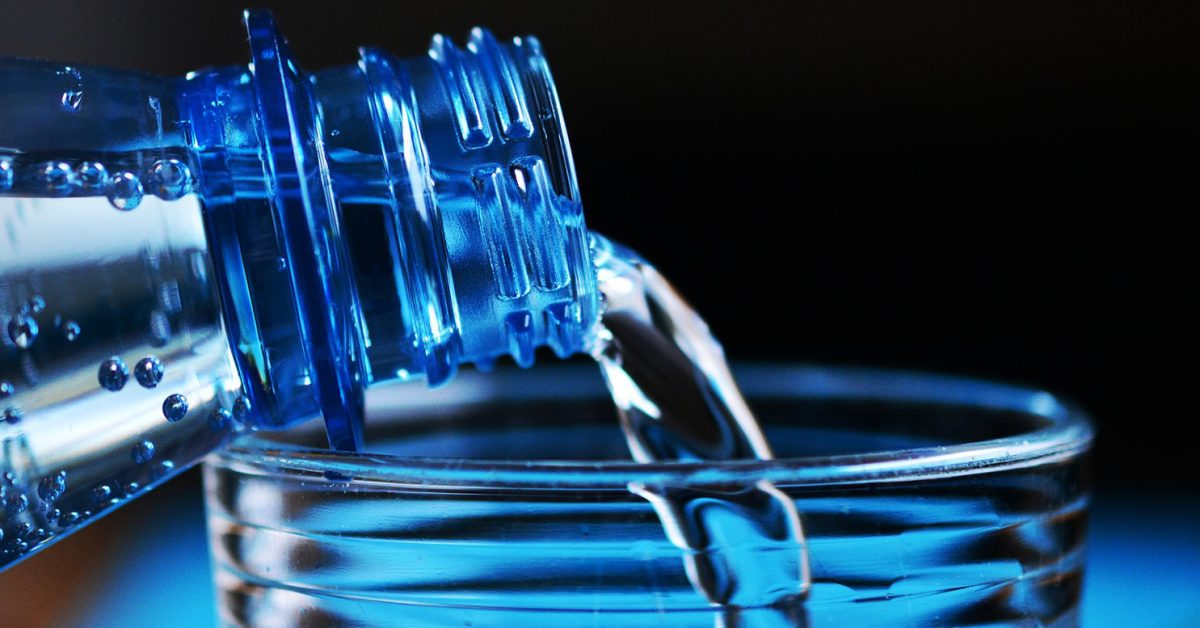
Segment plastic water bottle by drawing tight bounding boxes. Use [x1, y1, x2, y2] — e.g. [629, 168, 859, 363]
[0, 10, 599, 568]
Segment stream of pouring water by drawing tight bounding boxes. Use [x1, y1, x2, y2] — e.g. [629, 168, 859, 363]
[589, 235, 810, 626]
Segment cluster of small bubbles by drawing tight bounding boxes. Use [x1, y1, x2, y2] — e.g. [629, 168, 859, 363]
[75, 161, 108, 192]
[37, 471, 67, 502]
[208, 407, 233, 432]
[105, 171, 144, 211]
[0, 381, 13, 398]
[97, 357, 129, 391]
[18, 525, 46, 547]
[26, 296, 46, 314]
[4, 491, 28, 515]
[0, 158, 12, 190]
[232, 395, 252, 423]
[7, 314, 39, 349]
[162, 393, 189, 422]
[150, 159, 191, 200]
[134, 356, 164, 388]
[40, 161, 74, 196]
[91, 485, 113, 506]
[132, 439, 156, 464]
[3, 407, 22, 425]
[148, 309, 172, 346]
[62, 320, 81, 342]
[47, 508, 61, 523]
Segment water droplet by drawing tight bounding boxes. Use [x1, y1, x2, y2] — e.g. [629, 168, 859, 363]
[40, 161, 73, 196]
[123, 482, 140, 495]
[5, 492, 28, 515]
[150, 159, 190, 200]
[47, 508, 61, 522]
[8, 314, 39, 349]
[148, 309, 172, 346]
[3, 407, 22, 425]
[0, 159, 12, 191]
[132, 440, 155, 464]
[153, 460, 175, 479]
[26, 296, 46, 314]
[105, 171, 143, 211]
[37, 471, 67, 502]
[97, 357, 129, 392]
[91, 485, 112, 506]
[274, 257, 288, 272]
[62, 320, 81, 342]
[0, 381, 13, 399]
[134, 356, 164, 388]
[232, 395, 252, 423]
[57, 66, 84, 112]
[75, 161, 107, 192]
[2, 471, 15, 486]
[162, 394, 188, 421]
[207, 408, 232, 432]
[60, 511, 80, 526]
[62, 90, 84, 111]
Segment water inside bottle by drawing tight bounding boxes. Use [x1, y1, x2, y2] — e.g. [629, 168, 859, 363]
[1, 162, 245, 563]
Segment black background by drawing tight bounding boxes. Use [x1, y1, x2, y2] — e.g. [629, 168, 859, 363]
[1, 1, 1195, 492]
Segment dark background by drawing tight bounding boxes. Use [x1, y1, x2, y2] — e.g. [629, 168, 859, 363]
[0, 2, 1196, 623]
[1, 1, 1194, 488]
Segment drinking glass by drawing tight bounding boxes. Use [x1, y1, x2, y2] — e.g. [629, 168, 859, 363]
[204, 364, 1092, 627]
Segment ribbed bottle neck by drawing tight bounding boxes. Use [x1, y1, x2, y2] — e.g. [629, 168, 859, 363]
[185, 12, 599, 449]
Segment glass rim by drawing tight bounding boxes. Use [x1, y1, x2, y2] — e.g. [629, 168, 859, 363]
[211, 363, 1094, 489]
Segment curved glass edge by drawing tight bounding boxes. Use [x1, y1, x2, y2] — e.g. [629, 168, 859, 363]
[211, 364, 1094, 489]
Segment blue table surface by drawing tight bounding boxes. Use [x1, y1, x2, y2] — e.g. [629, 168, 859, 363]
[2, 477, 1197, 627]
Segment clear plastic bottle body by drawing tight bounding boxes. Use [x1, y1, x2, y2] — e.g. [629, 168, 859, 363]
[0, 55, 244, 563]
[0, 11, 599, 569]
[0, 191, 241, 560]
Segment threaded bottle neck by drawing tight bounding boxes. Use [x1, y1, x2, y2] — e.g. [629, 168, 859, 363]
[187, 12, 599, 449]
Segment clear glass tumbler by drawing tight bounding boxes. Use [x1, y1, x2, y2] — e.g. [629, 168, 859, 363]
[204, 364, 1093, 627]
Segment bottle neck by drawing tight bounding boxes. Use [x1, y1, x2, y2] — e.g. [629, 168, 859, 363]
[182, 13, 600, 449]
